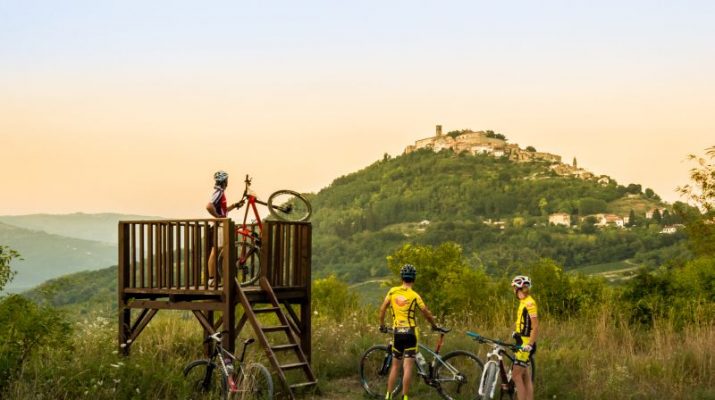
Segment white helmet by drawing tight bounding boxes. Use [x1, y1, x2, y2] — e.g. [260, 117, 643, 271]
[214, 170, 229, 183]
[511, 275, 532, 289]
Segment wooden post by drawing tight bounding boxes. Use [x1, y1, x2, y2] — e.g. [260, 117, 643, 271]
[223, 219, 237, 353]
[300, 224, 312, 362]
[118, 222, 131, 355]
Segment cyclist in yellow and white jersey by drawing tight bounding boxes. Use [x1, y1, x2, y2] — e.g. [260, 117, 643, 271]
[378, 264, 443, 400]
[511, 275, 538, 400]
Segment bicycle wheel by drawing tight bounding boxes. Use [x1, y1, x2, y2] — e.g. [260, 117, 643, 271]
[230, 363, 273, 400]
[267, 190, 312, 222]
[235, 241, 260, 287]
[478, 361, 499, 400]
[184, 359, 223, 397]
[359, 345, 402, 399]
[434, 350, 484, 400]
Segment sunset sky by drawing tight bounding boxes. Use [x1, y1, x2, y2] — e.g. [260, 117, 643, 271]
[1, 1, 713, 218]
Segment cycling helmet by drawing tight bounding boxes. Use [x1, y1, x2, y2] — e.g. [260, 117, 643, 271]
[511, 275, 532, 289]
[214, 170, 229, 183]
[400, 264, 417, 282]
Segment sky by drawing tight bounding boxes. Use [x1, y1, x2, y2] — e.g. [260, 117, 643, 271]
[1, 1, 713, 218]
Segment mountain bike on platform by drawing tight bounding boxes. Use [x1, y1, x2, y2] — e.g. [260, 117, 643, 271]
[466, 331, 534, 400]
[183, 331, 274, 399]
[360, 327, 484, 400]
[219, 175, 311, 286]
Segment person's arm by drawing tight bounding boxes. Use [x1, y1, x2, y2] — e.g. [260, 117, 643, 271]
[227, 199, 245, 213]
[378, 297, 391, 328]
[529, 315, 538, 345]
[419, 304, 439, 328]
[206, 202, 220, 218]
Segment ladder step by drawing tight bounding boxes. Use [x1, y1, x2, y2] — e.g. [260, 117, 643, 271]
[280, 362, 308, 371]
[290, 381, 318, 390]
[253, 307, 280, 314]
[271, 344, 299, 352]
[262, 325, 290, 332]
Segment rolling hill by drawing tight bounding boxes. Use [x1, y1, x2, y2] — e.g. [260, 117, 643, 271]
[0, 222, 116, 293]
[0, 212, 162, 244]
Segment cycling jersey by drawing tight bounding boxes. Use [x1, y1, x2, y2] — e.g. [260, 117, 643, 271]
[514, 295, 537, 366]
[385, 286, 426, 329]
[515, 295, 537, 337]
[210, 185, 228, 217]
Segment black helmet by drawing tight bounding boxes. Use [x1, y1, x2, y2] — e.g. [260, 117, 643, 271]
[400, 264, 416, 282]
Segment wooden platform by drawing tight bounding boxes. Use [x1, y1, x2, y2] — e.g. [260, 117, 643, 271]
[117, 219, 313, 360]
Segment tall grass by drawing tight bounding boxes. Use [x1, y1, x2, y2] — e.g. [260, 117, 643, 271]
[4, 303, 713, 399]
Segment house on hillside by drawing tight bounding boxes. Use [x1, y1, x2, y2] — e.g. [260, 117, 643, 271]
[549, 213, 571, 226]
[660, 224, 685, 234]
[593, 213, 625, 228]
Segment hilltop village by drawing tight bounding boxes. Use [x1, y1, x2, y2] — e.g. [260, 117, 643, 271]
[405, 125, 607, 182]
[404, 126, 678, 233]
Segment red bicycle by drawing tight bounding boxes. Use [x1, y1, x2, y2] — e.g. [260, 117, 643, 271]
[221, 175, 311, 286]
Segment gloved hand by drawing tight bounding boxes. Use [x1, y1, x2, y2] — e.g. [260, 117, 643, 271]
[379, 325, 389, 333]
[233, 200, 245, 209]
[521, 344, 533, 352]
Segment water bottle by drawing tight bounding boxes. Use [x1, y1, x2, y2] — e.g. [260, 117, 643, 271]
[224, 358, 234, 374]
[415, 352, 428, 374]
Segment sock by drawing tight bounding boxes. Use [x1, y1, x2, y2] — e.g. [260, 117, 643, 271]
[384, 391, 391, 400]
[402, 395, 408, 400]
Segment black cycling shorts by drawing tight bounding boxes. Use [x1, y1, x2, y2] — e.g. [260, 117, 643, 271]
[392, 327, 417, 359]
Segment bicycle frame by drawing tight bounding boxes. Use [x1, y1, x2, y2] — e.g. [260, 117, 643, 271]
[385, 329, 463, 388]
[206, 332, 253, 393]
[479, 343, 514, 398]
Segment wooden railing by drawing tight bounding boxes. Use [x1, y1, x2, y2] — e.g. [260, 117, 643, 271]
[118, 219, 311, 296]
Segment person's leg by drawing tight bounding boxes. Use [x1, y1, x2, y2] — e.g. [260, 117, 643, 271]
[512, 364, 528, 400]
[208, 247, 217, 284]
[401, 357, 414, 399]
[386, 356, 401, 399]
[522, 366, 534, 400]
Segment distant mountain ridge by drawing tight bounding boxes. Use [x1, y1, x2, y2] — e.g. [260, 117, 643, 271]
[0, 212, 163, 244]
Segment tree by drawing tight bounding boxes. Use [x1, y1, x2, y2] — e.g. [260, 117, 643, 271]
[628, 209, 637, 227]
[578, 197, 608, 215]
[526, 146, 537, 152]
[0, 246, 20, 292]
[626, 184, 643, 194]
[573, 157, 578, 168]
[580, 216, 598, 234]
[645, 188, 655, 198]
[312, 274, 358, 320]
[676, 146, 715, 256]
[386, 243, 489, 317]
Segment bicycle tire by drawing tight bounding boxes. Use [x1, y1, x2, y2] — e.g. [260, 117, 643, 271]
[231, 362, 274, 400]
[478, 361, 499, 400]
[434, 350, 484, 400]
[359, 345, 402, 399]
[235, 241, 260, 287]
[267, 190, 312, 222]
[184, 359, 223, 397]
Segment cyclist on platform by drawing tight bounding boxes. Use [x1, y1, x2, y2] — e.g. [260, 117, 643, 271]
[510, 275, 538, 400]
[206, 170, 243, 286]
[378, 264, 443, 400]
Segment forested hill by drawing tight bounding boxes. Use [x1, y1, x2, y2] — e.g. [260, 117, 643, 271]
[310, 149, 687, 282]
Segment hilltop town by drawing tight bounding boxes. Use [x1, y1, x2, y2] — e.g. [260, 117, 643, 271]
[404, 125, 609, 183]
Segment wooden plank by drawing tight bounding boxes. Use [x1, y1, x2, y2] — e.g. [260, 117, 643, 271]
[302, 223, 312, 361]
[149, 224, 155, 288]
[140, 223, 145, 288]
[202, 222, 209, 289]
[184, 222, 190, 290]
[129, 224, 135, 288]
[128, 300, 224, 311]
[128, 309, 158, 343]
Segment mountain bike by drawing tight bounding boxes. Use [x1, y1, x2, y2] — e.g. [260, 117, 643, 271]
[219, 175, 311, 286]
[183, 331, 274, 399]
[360, 327, 484, 400]
[466, 331, 534, 400]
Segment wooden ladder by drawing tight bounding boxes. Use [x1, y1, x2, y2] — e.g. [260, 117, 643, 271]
[237, 277, 317, 399]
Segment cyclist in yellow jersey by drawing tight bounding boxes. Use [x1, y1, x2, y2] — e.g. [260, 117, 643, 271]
[511, 275, 538, 400]
[378, 264, 442, 400]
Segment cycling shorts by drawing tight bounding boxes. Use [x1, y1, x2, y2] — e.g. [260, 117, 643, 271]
[514, 336, 536, 368]
[392, 327, 417, 359]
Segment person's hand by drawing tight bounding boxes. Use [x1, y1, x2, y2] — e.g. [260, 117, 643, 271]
[233, 200, 245, 209]
[379, 325, 388, 333]
[432, 325, 450, 333]
[521, 344, 533, 352]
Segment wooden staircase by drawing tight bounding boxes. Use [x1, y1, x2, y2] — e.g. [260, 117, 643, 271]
[237, 277, 317, 399]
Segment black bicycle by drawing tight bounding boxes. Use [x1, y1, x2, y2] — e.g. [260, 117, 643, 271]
[183, 331, 274, 399]
[360, 327, 484, 400]
[466, 331, 534, 400]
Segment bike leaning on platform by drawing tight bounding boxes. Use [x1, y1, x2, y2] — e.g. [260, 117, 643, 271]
[360, 327, 484, 400]
[466, 331, 534, 400]
[218, 175, 312, 286]
[183, 331, 274, 399]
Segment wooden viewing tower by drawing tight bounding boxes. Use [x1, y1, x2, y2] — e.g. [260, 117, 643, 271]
[118, 218, 316, 398]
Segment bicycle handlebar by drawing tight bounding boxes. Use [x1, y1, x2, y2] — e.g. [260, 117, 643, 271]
[466, 331, 522, 351]
[381, 326, 450, 334]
